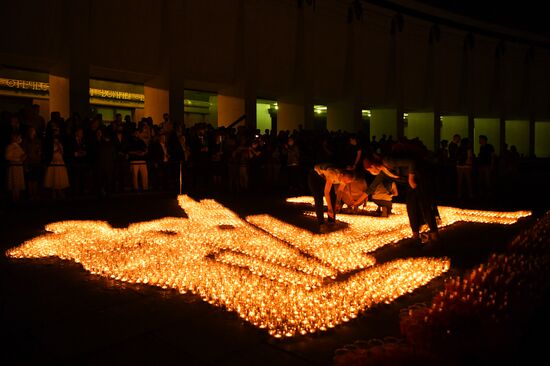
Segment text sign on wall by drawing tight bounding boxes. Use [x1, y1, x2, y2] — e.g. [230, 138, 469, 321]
[0, 78, 145, 104]
[0, 78, 49, 92]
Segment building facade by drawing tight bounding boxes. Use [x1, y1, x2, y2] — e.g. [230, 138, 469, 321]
[1, 0, 550, 156]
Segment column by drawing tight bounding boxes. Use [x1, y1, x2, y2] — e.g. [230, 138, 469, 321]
[227, 0, 257, 131]
[468, 113, 475, 142]
[500, 117, 506, 154]
[217, 94, 245, 127]
[466, 34, 475, 142]
[169, 74, 185, 127]
[327, 99, 361, 133]
[278, 0, 314, 131]
[144, 86, 169, 124]
[167, 0, 186, 127]
[332, 21, 362, 133]
[69, 0, 91, 118]
[431, 26, 441, 152]
[526, 48, 535, 157]
[433, 111, 441, 151]
[277, 101, 306, 132]
[49, 74, 70, 119]
[496, 42, 506, 154]
[392, 14, 405, 138]
[244, 92, 257, 131]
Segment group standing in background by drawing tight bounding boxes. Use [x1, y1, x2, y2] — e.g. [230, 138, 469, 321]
[1, 105, 529, 234]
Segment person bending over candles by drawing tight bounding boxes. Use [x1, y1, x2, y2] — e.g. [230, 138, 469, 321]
[308, 163, 354, 233]
[363, 154, 439, 243]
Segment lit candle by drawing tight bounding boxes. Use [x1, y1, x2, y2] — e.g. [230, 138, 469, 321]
[5, 195, 529, 337]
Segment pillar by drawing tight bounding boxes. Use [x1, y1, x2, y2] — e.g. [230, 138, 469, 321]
[371, 109, 397, 140]
[327, 99, 361, 132]
[49, 74, 70, 119]
[392, 15, 405, 139]
[169, 77, 185, 127]
[69, 0, 91, 118]
[467, 35, 475, 143]
[144, 86, 169, 124]
[277, 101, 307, 132]
[217, 95, 245, 127]
[244, 93, 257, 130]
[499, 117, 506, 154]
[431, 33, 441, 152]
[340, 20, 363, 134]
[289, 0, 315, 131]
[468, 112, 475, 142]
[167, 0, 186, 127]
[433, 111, 441, 151]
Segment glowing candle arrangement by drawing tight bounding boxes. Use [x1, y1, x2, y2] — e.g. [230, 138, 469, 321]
[286, 196, 530, 228]
[399, 212, 548, 357]
[247, 211, 413, 271]
[5, 195, 528, 337]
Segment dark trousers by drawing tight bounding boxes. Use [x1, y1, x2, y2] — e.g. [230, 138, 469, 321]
[373, 199, 392, 211]
[287, 165, 302, 191]
[96, 164, 114, 197]
[307, 169, 336, 225]
[405, 166, 438, 233]
[69, 163, 88, 195]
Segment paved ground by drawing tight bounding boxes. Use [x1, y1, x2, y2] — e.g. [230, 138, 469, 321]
[0, 191, 546, 365]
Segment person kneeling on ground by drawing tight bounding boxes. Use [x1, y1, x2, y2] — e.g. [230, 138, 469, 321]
[337, 169, 398, 217]
[370, 179, 398, 217]
[335, 173, 368, 214]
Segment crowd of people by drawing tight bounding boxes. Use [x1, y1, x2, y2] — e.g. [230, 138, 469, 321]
[1, 106, 529, 226]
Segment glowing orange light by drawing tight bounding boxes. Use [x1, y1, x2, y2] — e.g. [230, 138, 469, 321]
[5, 195, 528, 337]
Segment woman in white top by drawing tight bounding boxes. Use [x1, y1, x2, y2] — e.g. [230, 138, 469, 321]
[307, 163, 354, 233]
[44, 136, 70, 198]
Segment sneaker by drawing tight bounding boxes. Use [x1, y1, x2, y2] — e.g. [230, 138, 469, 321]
[319, 223, 329, 234]
[380, 207, 389, 217]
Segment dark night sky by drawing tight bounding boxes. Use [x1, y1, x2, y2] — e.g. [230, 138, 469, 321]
[411, 0, 548, 36]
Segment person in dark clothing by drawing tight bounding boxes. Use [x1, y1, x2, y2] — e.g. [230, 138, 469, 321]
[149, 134, 171, 191]
[307, 163, 354, 233]
[95, 128, 116, 197]
[128, 130, 149, 191]
[189, 127, 211, 192]
[363, 153, 439, 243]
[456, 137, 474, 200]
[112, 126, 130, 193]
[344, 134, 362, 171]
[477, 135, 495, 198]
[66, 127, 89, 196]
[448, 134, 461, 164]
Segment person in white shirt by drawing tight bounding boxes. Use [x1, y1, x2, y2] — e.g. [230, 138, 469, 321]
[307, 163, 354, 233]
